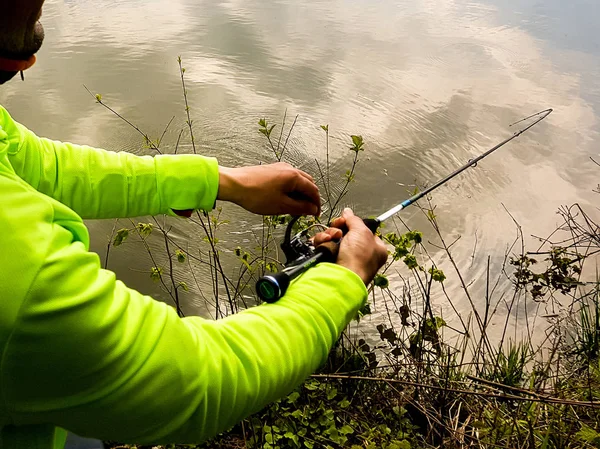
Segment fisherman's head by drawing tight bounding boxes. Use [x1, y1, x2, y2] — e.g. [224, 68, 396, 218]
[0, 0, 45, 84]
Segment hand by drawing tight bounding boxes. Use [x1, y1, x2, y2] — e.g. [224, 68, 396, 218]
[218, 162, 321, 216]
[313, 208, 388, 284]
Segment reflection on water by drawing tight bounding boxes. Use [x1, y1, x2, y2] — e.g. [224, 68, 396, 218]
[1, 0, 599, 327]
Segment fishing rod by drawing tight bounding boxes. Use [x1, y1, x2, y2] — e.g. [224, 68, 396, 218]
[256, 108, 553, 303]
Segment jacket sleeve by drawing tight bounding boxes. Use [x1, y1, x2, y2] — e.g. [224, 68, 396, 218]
[1, 200, 367, 444]
[2, 107, 218, 219]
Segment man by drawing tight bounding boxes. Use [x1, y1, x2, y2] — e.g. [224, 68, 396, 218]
[0, 1, 389, 448]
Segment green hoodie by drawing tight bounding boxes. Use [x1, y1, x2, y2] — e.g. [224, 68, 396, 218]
[0, 106, 367, 448]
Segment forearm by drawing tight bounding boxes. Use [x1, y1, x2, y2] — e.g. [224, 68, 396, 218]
[4, 218, 366, 443]
[3, 108, 219, 218]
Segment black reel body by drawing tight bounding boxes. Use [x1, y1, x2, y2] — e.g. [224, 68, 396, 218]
[280, 216, 316, 265]
[256, 216, 324, 303]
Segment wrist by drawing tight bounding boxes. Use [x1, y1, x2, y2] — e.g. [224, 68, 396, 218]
[217, 166, 239, 203]
[336, 260, 370, 285]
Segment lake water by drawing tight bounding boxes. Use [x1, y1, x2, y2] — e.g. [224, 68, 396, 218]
[2, 0, 599, 330]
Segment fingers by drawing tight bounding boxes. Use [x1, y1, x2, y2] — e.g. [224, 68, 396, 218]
[296, 168, 315, 183]
[289, 175, 321, 215]
[374, 236, 389, 267]
[280, 196, 319, 216]
[329, 216, 346, 229]
[313, 228, 343, 246]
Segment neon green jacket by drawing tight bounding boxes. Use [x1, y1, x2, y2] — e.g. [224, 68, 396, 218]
[0, 106, 367, 448]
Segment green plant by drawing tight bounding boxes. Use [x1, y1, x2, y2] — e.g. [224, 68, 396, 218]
[99, 60, 600, 449]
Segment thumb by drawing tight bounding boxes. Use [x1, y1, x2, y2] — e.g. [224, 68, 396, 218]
[342, 207, 355, 220]
[342, 207, 364, 230]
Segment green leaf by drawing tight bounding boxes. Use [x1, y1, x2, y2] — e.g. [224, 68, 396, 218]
[339, 399, 351, 408]
[284, 432, 299, 445]
[136, 222, 154, 238]
[407, 230, 423, 244]
[178, 281, 189, 292]
[113, 228, 129, 246]
[175, 249, 186, 263]
[95, 93, 102, 103]
[304, 381, 319, 391]
[150, 266, 163, 282]
[403, 254, 418, 270]
[373, 273, 389, 288]
[340, 425, 354, 435]
[429, 266, 446, 282]
[351, 135, 364, 149]
[240, 258, 251, 270]
[268, 124, 277, 136]
[287, 391, 300, 403]
[259, 118, 267, 127]
[326, 388, 337, 400]
[320, 124, 329, 132]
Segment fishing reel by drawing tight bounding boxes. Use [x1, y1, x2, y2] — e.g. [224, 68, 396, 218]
[280, 216, 319, 266]
[256, 216, 338, 303]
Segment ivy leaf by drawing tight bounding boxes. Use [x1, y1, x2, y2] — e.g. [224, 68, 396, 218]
[287, 391, 300, 403]
[326, 387, 337, 400]
[340, 425, 354, 435]
[304, 381, 319, 391]
[285, 432, 300, 445]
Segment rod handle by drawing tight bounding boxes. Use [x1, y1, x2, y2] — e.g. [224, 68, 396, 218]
[337, 217, 381, 235]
